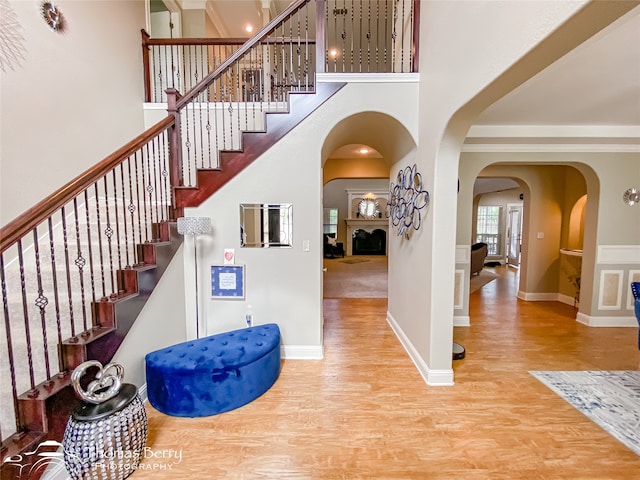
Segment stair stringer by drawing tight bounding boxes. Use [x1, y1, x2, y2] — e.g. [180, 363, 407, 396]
[174, 82, 346, 208]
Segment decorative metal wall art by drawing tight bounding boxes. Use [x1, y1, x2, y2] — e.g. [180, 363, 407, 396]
[41, 1, 66, 33]
[387, 164, 430, 237]
[623, 187, 639, 206]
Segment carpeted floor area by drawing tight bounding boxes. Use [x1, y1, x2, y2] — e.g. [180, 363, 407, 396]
[530, 370, 640, 456]
[323, 255, 387, 298]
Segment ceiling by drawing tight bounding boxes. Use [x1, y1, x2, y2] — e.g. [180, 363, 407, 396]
[473, 5, 640, 128]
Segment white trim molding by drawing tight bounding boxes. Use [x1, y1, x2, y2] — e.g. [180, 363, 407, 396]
[576, 313, 638, 327]
[627, 270, 640, 310]
[598, 270, 624, 310]
[386, 312, 454, 386]
[281, 345, 324, 360]
[597, 245, 640, 264]
[517, 291, 558, 302]
[557, 293, 578, 307]
[454, 270, 465, 309]
[466, 125, 640, 139]
[455, 245, 471, 264]
[317, 73, 420, 83]
[461, 144, 640, 153]
[453, 316, 470, 327]
[138, 383, 148, 403]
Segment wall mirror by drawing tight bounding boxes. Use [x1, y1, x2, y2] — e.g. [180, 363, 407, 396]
[240, 204, 293, 248]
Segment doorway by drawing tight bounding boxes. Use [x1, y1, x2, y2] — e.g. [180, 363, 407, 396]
[506, 204, 523, 268]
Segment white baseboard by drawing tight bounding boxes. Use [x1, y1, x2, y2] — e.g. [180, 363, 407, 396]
[517, 291, 558, 301]
[138, 383, 148, 403]
[557, 293, 578, 306]
[576, 313, 638, 327]
[281, 345, 324, 360]
[453, 315, 470, 327]
[386, 311, 454, 386]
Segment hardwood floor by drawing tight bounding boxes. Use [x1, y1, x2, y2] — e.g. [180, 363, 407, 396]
[136, 265, 640, 479]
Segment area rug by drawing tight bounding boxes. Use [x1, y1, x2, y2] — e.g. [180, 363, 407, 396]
[530, 370, 640, 456]
[339, 258, 371, 265]
[469, 270, 498, 293]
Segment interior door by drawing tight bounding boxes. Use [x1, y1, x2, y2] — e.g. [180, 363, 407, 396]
[507, 205, 523, 267]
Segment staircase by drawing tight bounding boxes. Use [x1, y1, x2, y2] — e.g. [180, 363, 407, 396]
[2, 0, 420, 472]
[0, 218, 181, 466]
[1, 87, 343, 479]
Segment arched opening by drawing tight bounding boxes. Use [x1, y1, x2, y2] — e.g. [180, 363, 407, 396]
[458, 160, 596, 321]
[567, 194, 587, 251]
[320, 112, 416, 300]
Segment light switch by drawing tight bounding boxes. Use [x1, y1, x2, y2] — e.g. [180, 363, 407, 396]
[303, 240, 310, 252]
[537, 232, 544, 239]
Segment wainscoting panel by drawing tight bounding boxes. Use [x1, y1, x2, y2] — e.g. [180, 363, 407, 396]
[598, 270, 624, 310]
[454, 269, 464, 309]
[455, 245, 470, 264]
[597, 245, 640, 264]
[627, 269, 640, 310]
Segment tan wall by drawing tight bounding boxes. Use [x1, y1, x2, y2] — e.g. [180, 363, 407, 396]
[323, 157, 391, 184]
[457, 152, 639, 323]
[1, 0, 146, 226]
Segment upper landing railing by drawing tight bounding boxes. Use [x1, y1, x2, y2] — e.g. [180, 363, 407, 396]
[142, 0, 420, 103]
[0, 0, 419, 447]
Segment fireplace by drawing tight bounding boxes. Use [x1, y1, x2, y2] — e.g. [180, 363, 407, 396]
[345, 218, 388, 256]
[352, 228, 386, 255]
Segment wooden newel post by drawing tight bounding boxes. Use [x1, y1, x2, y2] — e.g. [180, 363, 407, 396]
[166, 88, 183, 216]
[141, 29, 152, 103]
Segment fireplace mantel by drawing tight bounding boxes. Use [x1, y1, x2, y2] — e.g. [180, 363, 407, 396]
[345, 218, 389, 256]
[345, 219, 388, 227]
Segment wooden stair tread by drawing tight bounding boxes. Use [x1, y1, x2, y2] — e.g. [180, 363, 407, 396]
[175, 83, 346, 208]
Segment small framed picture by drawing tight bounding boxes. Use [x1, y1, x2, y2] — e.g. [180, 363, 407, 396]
[211, 265, 245, 299]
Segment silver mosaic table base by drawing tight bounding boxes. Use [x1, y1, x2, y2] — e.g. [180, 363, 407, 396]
[63, 384, 148, 480]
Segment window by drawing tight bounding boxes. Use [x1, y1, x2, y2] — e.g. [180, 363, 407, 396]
[476, 206, 501, 255]
[323, 208, 338, 235]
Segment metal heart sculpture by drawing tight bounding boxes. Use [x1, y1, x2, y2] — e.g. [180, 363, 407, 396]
[71, 360, 124, 404]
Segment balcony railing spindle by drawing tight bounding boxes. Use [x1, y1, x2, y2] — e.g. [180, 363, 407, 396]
[71, 199, 89, 333]
[32, 228, 51, 380]
[17, 241, 35, 390]
[0, 254, 21, 434]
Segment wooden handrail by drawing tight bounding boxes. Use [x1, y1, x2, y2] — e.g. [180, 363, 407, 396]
[141, 32, 249, 46]
[0, 116, 175, 253]
[176, 0, 311, 110]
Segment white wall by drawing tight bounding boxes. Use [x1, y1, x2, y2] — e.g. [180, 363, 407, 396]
[182, 81, 419, 358]
[1, 0, 146, 226]
[112, 246, 187, 389]
[385, 0, 592, 385]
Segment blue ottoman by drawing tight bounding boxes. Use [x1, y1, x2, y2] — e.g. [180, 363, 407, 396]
[145, 324, 281, 417]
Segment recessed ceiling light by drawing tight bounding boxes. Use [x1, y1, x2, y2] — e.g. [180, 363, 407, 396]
[359, 148, 369, 154]
[329, 49, 338, 57]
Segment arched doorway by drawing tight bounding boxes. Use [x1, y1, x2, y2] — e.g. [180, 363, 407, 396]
[458, 160, 596, 322]
[320, 112, 416, 301]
